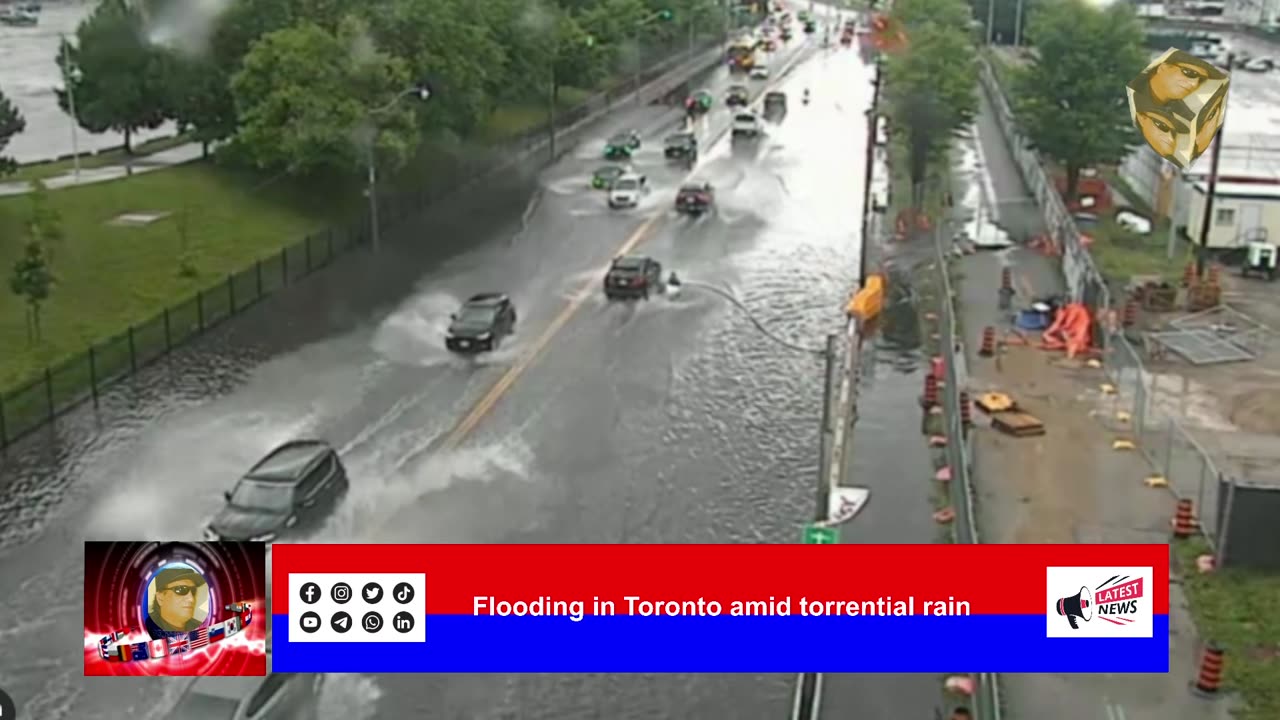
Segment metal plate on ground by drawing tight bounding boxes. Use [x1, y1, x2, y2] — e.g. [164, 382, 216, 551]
[1147, 329, 1256, 365]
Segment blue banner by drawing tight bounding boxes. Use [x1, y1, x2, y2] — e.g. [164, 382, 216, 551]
[269, 614, 1170, 673]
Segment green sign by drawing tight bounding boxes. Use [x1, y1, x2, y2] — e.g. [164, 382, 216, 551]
[803, 524, 839, 544]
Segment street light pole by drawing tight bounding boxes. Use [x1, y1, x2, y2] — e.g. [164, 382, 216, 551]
[1013, 0, 1025, 47]
[1166, 165, 1182, 260]
[364, 84, 432, 254]
[985, 0, 996, 45]
[59, 34, 81, 183]
[1194, 52, 1231, 279]
[815, 333, 838, 523]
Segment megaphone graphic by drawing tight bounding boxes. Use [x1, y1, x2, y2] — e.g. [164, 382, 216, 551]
[1055, 586, 1093, 629]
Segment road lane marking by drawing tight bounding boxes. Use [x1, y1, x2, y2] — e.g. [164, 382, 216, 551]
[439, 39, 818, 450]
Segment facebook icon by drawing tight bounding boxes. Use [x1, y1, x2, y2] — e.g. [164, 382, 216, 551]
[299, 582, 321, 605]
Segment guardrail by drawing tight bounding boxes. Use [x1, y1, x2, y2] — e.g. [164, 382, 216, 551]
[0, 37, 733, 452]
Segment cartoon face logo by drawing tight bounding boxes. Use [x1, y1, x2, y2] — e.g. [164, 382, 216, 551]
[1046, 566, 1155, 638]
[145, 563, 211, 639]
[1127, 48, 1230, 169]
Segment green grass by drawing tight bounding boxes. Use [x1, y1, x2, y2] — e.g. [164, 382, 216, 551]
[1173, 538, 1280, 719]
[7, 133, 194, 183]
[0, 88, 612, 440]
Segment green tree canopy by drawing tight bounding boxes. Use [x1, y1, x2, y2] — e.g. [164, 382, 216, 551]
[230, 17, 420, 176]
[884, 0, 978, 196]
[0, 89, 24, 176]
[57, 0, 172, 152]
[1012, 0, 1146, 199]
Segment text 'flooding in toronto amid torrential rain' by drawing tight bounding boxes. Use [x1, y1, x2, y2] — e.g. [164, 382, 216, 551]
[472, 596, 973, 621]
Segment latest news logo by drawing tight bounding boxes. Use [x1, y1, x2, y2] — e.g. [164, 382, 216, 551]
[1045, 566, 1155, 639]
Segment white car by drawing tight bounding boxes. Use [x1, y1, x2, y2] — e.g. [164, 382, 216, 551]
[750, 65, 769, 79]
[608, 173, 647, 209]
[731, 112, 762, 138]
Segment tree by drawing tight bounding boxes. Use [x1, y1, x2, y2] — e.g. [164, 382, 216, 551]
[0, 88, 24, 177]
[26, 181, 65, 263]
[56, 0, 172, 153]
[166, 58, 237, 157]
[230, 17, 420, 176]
[10, 241, 54, 344]
[1012, 0, 1145, 200]
[883, 8, 978, 203]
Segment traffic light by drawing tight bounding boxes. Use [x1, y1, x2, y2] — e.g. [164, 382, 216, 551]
[658, 9, 674, 20]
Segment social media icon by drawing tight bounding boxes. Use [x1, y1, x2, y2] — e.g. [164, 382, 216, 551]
[331, 582, 352, 604]
[393, 611, 415, 633]
[300, 611, 321, 633]
[299, 582, 321, 605]
[363, 582, 383, 604]
[393, 582, 415, 604]
[362, 611, 383, 633]
[331, 611, 352, 633]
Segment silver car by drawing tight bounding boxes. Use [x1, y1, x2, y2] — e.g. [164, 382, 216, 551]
[608, 173, 647, 209]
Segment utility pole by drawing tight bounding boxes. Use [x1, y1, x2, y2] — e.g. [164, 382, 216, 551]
[985, 0, 996, 45]
[1166, 164, 1182, 260]
[1194, 53, 1231, 279]
[365, 144, 381, 253]
[815, 333, 838, 523]
[548, 70, 558, 162]
[1013, 0, 1025, 47]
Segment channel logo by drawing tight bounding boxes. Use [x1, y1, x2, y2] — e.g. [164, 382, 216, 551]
[1046, 566, 1154, 638]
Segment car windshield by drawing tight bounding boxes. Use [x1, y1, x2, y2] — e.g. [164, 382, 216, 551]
[455, 304, 497, 326]
[680, 184, 707, 193]
[736, 114, 756, 122]
[730, 86, 747, 93]
[229, 480, 294, 513]
[665, 135, 692, 145]
[612, 258, 645, 272]
[596, 167, 622, 178]
[614, 179, 639, 191]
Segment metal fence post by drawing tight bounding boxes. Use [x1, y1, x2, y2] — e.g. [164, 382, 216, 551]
[1196, 456, 1208, 522]
[197, 291, 206, 330]
[163, 308, 172, 352]
[127, 326, 137, 373]
[256, 260, 264, 298]
[89, 346, 99, 407]
[1162, 421, 1174, 477]
[305, 235, 313, 271]
[228, 274, 237, 314]
[327, 228, 335, 259]
[282, 248, 289, 286]
[1214, 475, 1235, 568]
[44, 367, 54, 421]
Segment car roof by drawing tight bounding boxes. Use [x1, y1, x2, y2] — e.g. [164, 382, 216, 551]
[611, 255, 651, 269]
[614, 174, 641, 183]
[596, 165, 625, 174]
[729, 85, 748, 90]
[680, 182, 710, 191]
[246, 441, 330, 482]
[465, 293, 507, 306]
[666, 132, 694, 140]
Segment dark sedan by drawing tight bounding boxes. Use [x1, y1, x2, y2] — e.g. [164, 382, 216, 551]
[205, 440, 349, 543]
[445, 293, 517, 353]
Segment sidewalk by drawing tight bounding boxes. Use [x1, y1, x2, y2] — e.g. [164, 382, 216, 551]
[0, 142, 204, 197]
[952, 91, 1235, 720]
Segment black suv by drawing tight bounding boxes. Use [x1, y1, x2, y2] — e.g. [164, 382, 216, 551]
[726, 85, 750, 106]
[205, 440, 349, 543]
[664, 132, 698, 160]
[445, 293, 517, 353]
[604, 256, 665, 300]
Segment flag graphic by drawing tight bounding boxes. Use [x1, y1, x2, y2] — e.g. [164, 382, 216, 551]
[189, 627, 210, 650]
[148, 639, 166, 659]
[99, 637, 111, 660]
[116, 644, 131, 661]
[224, 616, 241, 636]
[130, 643, 150, 662]
[209, 622, 226, 641]
[242, 603, 253, 626]
[169, 637, 189, 655]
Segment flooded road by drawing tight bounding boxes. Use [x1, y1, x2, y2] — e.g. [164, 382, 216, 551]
[0, 12, 938, 719]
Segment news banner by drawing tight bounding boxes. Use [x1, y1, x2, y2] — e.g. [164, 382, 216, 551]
[270, 544, 1169, 673]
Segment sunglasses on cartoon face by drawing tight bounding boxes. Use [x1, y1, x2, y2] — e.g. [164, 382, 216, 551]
[163, 584, 197, 596]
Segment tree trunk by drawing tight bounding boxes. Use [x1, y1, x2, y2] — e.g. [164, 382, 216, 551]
[29, 303, 41, 343]
[201, 141, 210, 159]
[24, 306, 34, 344]
[124, 127, 133, 155]
[1065, 162, 1080, 204]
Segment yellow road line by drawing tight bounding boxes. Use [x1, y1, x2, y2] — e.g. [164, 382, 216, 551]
[439, 41, 815, 451]
[440, 215, 660, 449]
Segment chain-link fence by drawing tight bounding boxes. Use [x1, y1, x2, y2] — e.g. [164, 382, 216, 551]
[930, 226, 1002, 720]
[1101, 332, 1235, 562]
[0, 37, 733, 451]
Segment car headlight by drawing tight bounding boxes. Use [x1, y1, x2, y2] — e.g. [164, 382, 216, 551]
[476, 332, 492, 341]
[251, 532, 277, 543]
[204, 526, 219, 541]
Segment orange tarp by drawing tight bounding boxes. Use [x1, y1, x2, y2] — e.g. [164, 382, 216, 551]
[847, 274, 885, 321]
[1040, 302, 1092, 358]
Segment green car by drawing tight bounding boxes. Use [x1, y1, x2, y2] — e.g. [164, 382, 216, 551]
[592, 165, 628, 189]
[603, 130, 642, 160]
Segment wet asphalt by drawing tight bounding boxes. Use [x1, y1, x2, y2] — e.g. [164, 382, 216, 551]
[0, 15, 943, 720]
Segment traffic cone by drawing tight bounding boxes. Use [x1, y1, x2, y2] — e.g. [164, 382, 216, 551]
[959, 391, 973, 428]
[1122, 299, 1138, 328]
[1191, 644, 1225, 697]
[921, 374, 939, 408]
[1172, 498, 1197, 538]
[978, 326, 996, 357]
